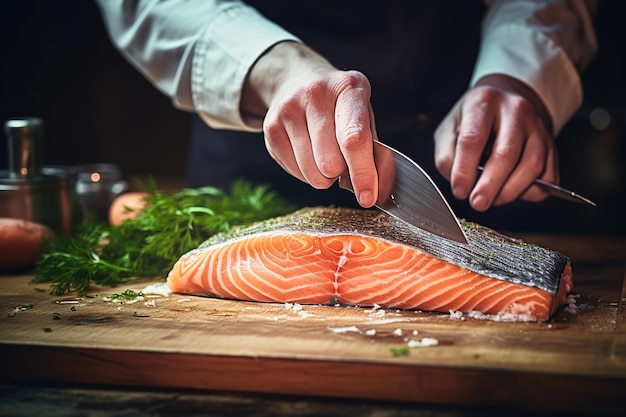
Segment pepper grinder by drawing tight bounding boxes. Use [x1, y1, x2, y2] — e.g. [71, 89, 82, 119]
[0, 117, 82, 234]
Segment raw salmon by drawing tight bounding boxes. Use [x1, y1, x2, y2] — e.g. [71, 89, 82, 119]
[167, 207, 572, 322]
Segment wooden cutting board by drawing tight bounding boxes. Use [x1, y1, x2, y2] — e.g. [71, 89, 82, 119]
[1, 234, 625, 415]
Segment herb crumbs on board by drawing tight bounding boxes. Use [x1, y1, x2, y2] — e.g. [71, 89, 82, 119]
[31, 180, 294, 296]
[390, 346, 410, 357]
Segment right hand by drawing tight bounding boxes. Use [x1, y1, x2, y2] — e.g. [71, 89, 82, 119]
[241, 41, 379, 208]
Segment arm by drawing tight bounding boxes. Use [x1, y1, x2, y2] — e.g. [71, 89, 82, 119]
[434, 0, 597, 211]
[95, 0, 300, 130]
[97, 0, 380, 207]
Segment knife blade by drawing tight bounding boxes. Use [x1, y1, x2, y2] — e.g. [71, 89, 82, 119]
[476, 165, 597, 207]
[338, 140, 468, 244]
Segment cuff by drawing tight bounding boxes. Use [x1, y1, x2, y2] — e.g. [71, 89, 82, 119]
[470, 24, 582, 135]
[191, 3, 300, 131]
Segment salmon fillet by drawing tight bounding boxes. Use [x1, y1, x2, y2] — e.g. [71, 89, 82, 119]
[167, 207, 572, 322]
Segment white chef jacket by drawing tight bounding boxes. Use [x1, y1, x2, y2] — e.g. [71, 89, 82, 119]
[96, 0, 597, 136]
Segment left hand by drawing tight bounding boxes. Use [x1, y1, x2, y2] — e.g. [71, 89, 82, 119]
[434, 74, 557, 212]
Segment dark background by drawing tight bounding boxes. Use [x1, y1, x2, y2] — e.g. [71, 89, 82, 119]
[1, 1, 624, 236]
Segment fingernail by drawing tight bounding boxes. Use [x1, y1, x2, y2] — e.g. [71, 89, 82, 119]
[358, 191, 375, 208]
[471, 194, 489, 212]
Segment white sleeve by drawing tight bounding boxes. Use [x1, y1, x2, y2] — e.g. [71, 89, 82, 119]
[471, 0, 598, 134]
[95, 0, 300, 131]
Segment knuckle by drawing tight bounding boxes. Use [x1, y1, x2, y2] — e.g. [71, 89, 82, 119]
[334, 70, 371, 98]
[318, 159, 344, 178]
[302, 80, 326, 104]
[263, 117, 281, 138]
[275, 95, 300, 119]
[339, 123, 369, 149]
[493, 145, 519, 163]
[526, 154, 545, 171]
[308, 175, 334, 190]
[341, 70, 370, 88]
[474, 85, 499, 102]
[509, 96, 533, 116]
[456, 131, 484, 151]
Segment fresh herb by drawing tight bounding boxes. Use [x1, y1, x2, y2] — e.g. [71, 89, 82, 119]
[32, 180, 294, 296]
[43, 327, 52, 333]
[52, 312, 61, 320]
[70, 306, 77, 312]
[109, 289, 143, 301]
[480, 251, 495, 265]
[390, 346, 410, 357]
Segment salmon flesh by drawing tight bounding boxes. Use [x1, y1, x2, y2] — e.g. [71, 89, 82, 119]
[167, 207, 572, 322]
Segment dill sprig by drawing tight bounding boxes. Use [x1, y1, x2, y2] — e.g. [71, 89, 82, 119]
[32, 180, 294, 296]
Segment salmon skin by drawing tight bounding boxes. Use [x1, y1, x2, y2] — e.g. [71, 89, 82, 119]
[167, 207, 572, 322]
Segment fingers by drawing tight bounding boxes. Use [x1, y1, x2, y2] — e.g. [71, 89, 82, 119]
[450, 92, 495, 203]
[264, 69, 377, 208]
[334, 71, 377, 207]
[474, 96, 554, 209]
[264, 76, 342, 190]
[435, 84, 556, 212]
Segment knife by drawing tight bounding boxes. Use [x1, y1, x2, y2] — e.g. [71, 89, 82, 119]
[338, 140, 468, 244]
[476, 165, 597, 207]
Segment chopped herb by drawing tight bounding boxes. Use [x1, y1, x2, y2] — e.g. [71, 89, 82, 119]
[52, 312, 61, 320]
[34, 288, 47, 293]
[480, 251, 495, 265]
[132, 311, 138, 317]
[109, 289, 143, 301]
[7, 311, 16, 318]
[43, 327, 52, 333]
[70, 306, 77, 312]
[32, 179, 294, 296]
[390, 346, 410, 357]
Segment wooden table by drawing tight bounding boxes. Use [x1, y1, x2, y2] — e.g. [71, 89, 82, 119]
[1, 234, 625, 416]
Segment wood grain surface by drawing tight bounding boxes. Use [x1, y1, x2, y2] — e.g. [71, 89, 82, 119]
[1, 234, 625, 415]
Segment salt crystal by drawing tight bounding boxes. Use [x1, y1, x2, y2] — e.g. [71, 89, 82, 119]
[407, 337, 439, 348]
[141, 283, 171, 297]
[328, 326, 361, 334]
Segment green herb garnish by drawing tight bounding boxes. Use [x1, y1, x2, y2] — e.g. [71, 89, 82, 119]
[390, 346, 410, 357]
[32, 179, 294, 296]
[108, 289, 143, 301]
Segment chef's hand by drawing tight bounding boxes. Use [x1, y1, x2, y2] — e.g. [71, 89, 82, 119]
[434, 74, 557, 212]
[241, 41, 378, 208]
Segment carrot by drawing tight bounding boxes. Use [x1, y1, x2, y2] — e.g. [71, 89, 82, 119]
[0, 218, 55, 270]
